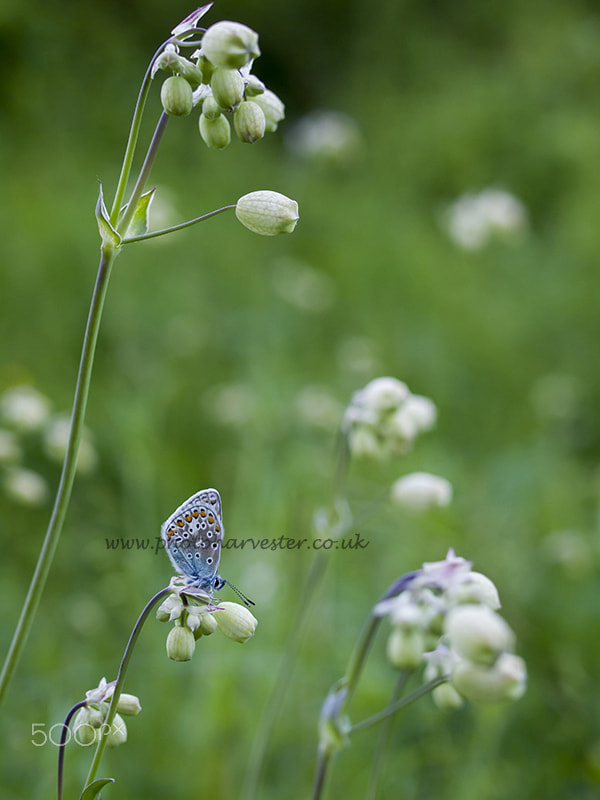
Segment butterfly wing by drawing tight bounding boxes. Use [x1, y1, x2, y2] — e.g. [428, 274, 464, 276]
[161, 488, 224, 590]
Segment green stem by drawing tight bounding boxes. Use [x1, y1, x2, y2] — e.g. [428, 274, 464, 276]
[57, 700, 87, 800]
[365, 670, 412, 800]
[0, 247, 117, 707]
[351, 676, 449, 735]
[312, 749, 333, 800]
[342, 611, 382, 712]
[118, 112, 169, 236]
[83, 588, 171, 789]
[122, 205, 235, 244]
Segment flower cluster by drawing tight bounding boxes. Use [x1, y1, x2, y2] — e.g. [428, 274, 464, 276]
[0, 385, 97, 506]
[375, 550, 526, 705]
[342, 377, 437, 460]
[154, 16, 285, 149]
[157, 591, 257, 662]
[73, 677, 141, 748]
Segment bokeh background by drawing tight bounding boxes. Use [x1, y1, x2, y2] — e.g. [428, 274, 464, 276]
[1, 0, 600, 797]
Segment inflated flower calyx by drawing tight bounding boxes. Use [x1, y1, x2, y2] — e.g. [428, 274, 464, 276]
[210, 67, 245, 112]
[160, 76, 193, 116]
[253, 89, 285, 132]
[234, 101, 266, 143]
[201, 21, 260, 69]
[201, 95, 222, 121]
[199, 113, 231, 149]
[166, 625, 196, 661]
[236, 191, 299, 236]
[214, 601, 257, 643]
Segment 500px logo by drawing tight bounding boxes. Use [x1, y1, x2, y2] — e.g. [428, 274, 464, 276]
[31, 719, 125, 747]
[105, 533, 370, 554]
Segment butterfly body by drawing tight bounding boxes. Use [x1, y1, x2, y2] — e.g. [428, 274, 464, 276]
[161, 488, 225, 593]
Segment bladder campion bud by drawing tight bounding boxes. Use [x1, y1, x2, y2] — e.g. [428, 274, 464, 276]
[234, 101, 266, 143]
[105, 714, 128, 748]
[445, 605, 515, 667]
[211, 67, 244, 112]
[235, 191, 299, 236]
[160, 76, 193, 116]
[253, 89, 285, 132]
[166, 625, 196, 661]
[201, 21, 260, 70]
[202, 95, 222, 121]
[199, 113, 231, 149]
[193, 612, 218, 639]
[214, 602, 257, 643]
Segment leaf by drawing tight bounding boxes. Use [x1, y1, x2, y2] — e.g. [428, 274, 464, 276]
[95, 182, 121, 251]
[123, 188, 156, 239]
[79, 778, 115, 800]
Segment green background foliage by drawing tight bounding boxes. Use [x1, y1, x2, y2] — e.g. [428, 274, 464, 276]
[1, 0, 600, 797]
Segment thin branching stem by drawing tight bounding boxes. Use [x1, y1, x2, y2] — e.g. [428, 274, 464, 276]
[82, 587, 172, 790]
[122, 206, 235, 244]
[351, 676, 449, 734]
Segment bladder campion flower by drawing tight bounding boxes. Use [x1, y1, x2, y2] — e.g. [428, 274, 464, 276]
[235, 191, 299, 236]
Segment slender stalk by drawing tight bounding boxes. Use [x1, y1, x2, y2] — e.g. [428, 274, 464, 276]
[0, 248, 117, 707]
[365, 670, 412, 800]
[57, 700, 87, 800]
[83, 588, 171, 789]
[312, 749, 333, 800]
[351, 676, 449, 734]
[342, 612, 382, 711]
[122, 205, 235, 245]
[118, 112, 169, 236]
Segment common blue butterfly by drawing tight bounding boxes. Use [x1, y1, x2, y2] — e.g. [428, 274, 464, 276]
[161, 488, 253, 606]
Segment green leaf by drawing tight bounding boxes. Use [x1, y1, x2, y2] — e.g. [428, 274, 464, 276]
[79, 778, 115, 800]
[121, 188, 156, 238]
[95, 182, 121, 251]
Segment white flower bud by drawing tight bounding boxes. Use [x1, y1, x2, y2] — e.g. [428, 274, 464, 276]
[347, 426, 383, 460]
[244, 75, 265, 97]
[356, 377, 410, 413]
[210, 67, 244, 111]
[235, 191, 299, 236]
[451, 653, 527, 703]
[73, 708, 99, 746]
[199, 113, 231, 150]
[432, 682, 464, 710]
[390, 472, 453, 512]
[156, 594, 184, 622]
[445, 605, 515, 667]
[193, 612, 218, 639]
[116, 693, 142, 716]
[402, 394, 437, 432]
[386, 628, 425, 669]
[234, 101, 266, 143]
[160, 76, 193, 116]
[105, 713, 128, 748]
[166, 625, 196, 661]
[214, 601, 257, 643]
[253, 89, 285, 132]
[201, 21, 260, 70]
[446, 572, 501, 610]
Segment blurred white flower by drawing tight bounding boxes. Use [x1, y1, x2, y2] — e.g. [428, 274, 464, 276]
[0, 385, 51, 432]
[271, 258, 336, 313]
[390, 472, 453, 511]
[295, 386, 343, 431]
[285, 110, 362, 164]
[451, 652, 527, 704]
[443, 188, 527, 250]
[3, 467, 49, 506]
[445, 605, 515, 667]
[43, 414, 98, 474]
[355, 377, 410, 413]
[400, 394, 437, 433]
[0, 429, 21, 464]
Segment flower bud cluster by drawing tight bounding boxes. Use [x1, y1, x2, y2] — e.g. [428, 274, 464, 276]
[342, 377, 437, 460]
[375, 549, 526, 705]
[73, 677, 141, 749]
[0, 385, 97, 506]
[157, 593, 257, 661]
[154, 19, 285, 149]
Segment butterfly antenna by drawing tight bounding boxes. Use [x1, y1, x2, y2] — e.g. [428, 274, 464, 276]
[224, 579, 255, 607]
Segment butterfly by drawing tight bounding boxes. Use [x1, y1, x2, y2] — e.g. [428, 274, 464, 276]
[161, 488, 253, 606]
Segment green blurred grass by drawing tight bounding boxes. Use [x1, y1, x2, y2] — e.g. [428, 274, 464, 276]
[1, 0, 600, 798]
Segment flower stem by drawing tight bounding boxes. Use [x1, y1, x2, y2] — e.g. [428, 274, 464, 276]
[351, 676, 449, 734]
[122, 205, 235, 244]
[57, 700, 87, 800]
[311, 749, 333, 800]
[0, 248, 117, 708]
[118, 112, 170, 236]
[83, 588, 171, 789]
[365, 670, 412, 800]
